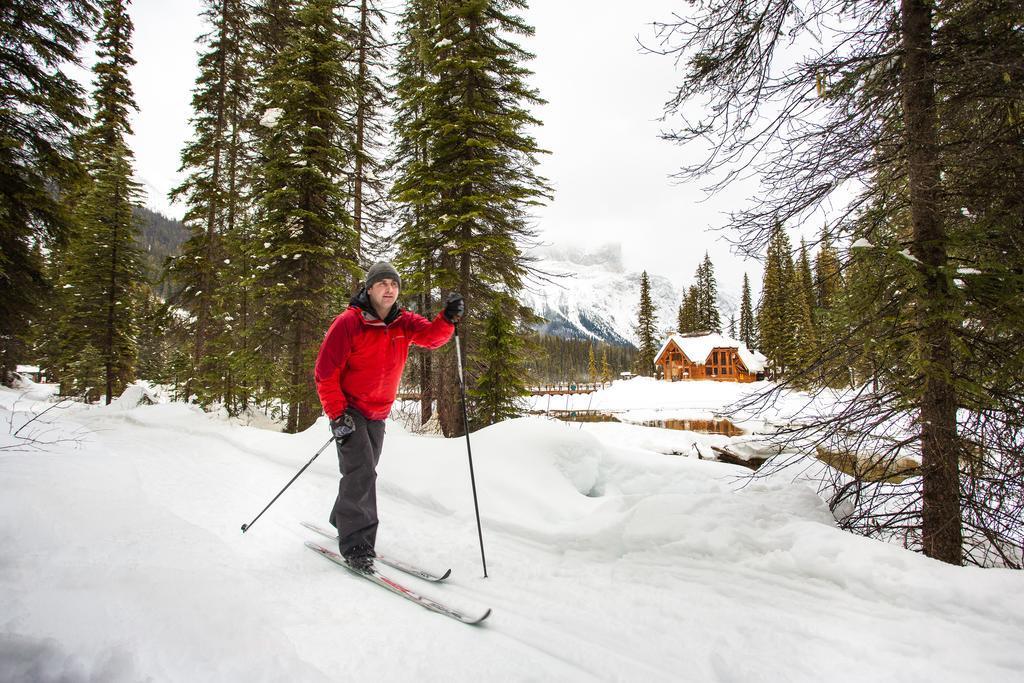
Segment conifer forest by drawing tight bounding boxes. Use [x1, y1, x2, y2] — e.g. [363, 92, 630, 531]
[1, 0, 1022, 567]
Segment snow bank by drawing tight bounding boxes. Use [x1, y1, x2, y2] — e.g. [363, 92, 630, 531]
[1, 386, 1022, 682]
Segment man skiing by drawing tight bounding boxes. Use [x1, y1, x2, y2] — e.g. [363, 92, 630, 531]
[314, 261, 464, 570]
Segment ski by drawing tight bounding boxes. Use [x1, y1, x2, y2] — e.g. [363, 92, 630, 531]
[305, 542, 491, 626]
[300, 521, 451, 582]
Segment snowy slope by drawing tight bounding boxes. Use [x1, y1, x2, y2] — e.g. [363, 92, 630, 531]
[2, 382, 1023, 682]
[522, 243, 738, 347]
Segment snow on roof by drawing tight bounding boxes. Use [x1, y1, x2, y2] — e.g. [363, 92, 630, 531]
[656, 333, 766, 372]
[16, 365, 40, 373]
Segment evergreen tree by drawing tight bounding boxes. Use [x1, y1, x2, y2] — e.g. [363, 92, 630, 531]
[634, 271, 658, 376]
[136, 289, 175, 385]
[58, 0, 144, 404]
[169, 0, 254, 407]
[695, 252, 722, 333]
[343, 0, 391, 280]
[392, 0, 550, 435]
[470, 295, 527, 426]
[739, 273, 755, 348]
[251, 0, 358, 432]
[655, 0, 1024, 565]
[796, 239, 815, 327]
[678, 284, 699, 333]
[600, 348, 612, 385]
[756, 222, 794, 377]
[587, 344, 597, 383]
[728, 314, 736, 338]
[70, 343, 105, 402]
[390, 0, 437, 423]
[787, 241, 818, 383]
[517, 334, 636, 384]
[813, 227, 842, 311]
[0, 0, 97, 382]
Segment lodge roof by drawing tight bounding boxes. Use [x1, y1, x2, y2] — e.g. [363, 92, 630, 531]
[656, 333, 767, 372]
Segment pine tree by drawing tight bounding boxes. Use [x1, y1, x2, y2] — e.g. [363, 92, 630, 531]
[739, 273, 755, 348]
[814, 227, 842, 311]
[587, 345, 597, 383]
[756, 222, 795, 377]
[136, 289, 174, 385]
[390, 0, 437, 423]
[788, 241, 818, 382]
[0, 0, 97, 382]
[169, 0, 254, 407]
[251, 0, 358, 432]
[797, 239, 815, 326]
[654, 0, 1024, 564]
[678, 284, 699, 333]
[600, 348, 612, 385]
[471, 295, 527, 426]
[344, 0, 391, 280]
[695, 252, 722, 333]
[728, 314, 736, 338]
[70, 343, 105, 402]
[518, 335, 637, 384]
[391, 0, 550, 435]
[58, 0, 145, 404]
[634, 271, 658, 376]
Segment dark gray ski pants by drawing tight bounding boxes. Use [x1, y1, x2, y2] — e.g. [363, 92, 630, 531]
[329, 408, 386, 555]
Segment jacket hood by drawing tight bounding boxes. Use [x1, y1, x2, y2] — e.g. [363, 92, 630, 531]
[350, 286, 401, 325]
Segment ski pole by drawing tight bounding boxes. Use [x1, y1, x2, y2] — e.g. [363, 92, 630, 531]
[454, 324, 488, 578]
[241, 436, 336, 533]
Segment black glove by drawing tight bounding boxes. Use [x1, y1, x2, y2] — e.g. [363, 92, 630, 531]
[330, 413, 356, 442]
[442, 292, 464, 323]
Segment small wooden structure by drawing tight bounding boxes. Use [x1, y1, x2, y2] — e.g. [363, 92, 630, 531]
[15, 365, 44, 383]
[654, 333, 765, 383]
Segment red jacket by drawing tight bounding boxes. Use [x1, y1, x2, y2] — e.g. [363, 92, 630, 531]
[314, 294, 454, 421]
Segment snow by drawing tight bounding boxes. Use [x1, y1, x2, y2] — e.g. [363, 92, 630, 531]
[850, 238, 874, 249]
[2, 381, 1022, 681]
[259, 107, 283, 128]
[899, 248, 921, 264]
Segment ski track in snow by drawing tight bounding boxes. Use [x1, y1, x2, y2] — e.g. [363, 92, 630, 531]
[2, 382, 1023, 682]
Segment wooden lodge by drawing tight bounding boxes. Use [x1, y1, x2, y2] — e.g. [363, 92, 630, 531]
[654, 333, 766, 383]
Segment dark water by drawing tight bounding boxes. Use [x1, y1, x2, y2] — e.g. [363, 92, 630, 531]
[632, 418, 746, 437]
[538, 411, 745, 436]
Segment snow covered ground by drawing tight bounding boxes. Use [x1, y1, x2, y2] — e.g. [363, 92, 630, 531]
[2, 380, 1023, 682]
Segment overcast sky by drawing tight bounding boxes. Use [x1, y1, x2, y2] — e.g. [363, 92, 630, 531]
[111, 1, 765, 300]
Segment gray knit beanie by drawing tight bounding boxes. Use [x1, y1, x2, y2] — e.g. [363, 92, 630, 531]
[364, 261, 401, 289]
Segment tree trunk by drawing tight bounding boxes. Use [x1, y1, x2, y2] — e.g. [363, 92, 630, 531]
[437, 347, 461, 437]
[286, 320, 305, 434]
[900, 0, 962, 564]
[351, 0, 369, 293]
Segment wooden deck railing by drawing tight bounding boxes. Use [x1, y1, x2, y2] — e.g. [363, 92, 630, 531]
[397, 382, 607, 400]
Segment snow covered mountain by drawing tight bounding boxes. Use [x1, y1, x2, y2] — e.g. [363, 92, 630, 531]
[521, 243, 737, 347]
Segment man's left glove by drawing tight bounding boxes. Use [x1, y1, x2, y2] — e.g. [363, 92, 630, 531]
[330, 413, 356, 442]
[442, 292, 464, 324]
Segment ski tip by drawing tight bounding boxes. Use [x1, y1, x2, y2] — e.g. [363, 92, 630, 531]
[438, 568, 452, 581]
[470, 608, 492, 625]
